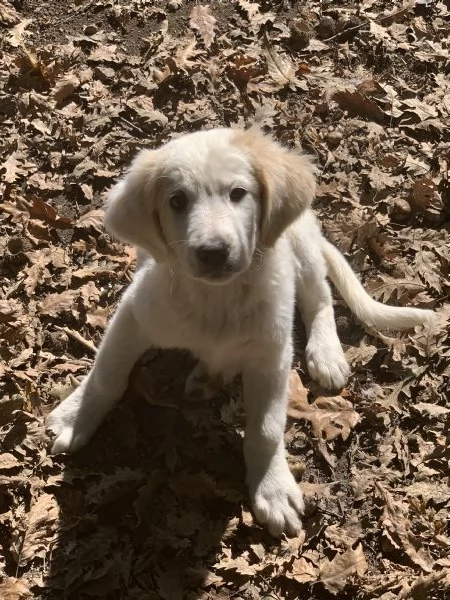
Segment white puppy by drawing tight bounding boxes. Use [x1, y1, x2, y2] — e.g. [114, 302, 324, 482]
[47, 128, 433, 536]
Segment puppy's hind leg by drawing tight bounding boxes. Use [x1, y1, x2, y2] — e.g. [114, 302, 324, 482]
[47, 296, 151, 453]
[296, 260, 350, 390]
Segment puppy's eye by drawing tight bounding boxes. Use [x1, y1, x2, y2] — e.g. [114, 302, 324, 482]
[230, 187, 247, 203]
[169, 191, 188, 212]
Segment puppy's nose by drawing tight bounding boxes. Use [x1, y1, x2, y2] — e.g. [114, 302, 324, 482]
[196, 242, 230, 269]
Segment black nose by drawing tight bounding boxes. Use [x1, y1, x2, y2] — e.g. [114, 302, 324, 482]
[196, 242, 230, 269]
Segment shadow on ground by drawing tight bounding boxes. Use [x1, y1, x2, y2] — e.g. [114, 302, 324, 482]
[44, 350, 250, 599]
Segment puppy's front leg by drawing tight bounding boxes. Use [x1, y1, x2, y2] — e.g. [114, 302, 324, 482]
[47, 296, 150, 453]
[297, 268, 350, 390]
[243, 350, 304, 537]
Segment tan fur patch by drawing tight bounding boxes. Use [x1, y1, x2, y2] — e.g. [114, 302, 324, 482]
[232, 128, 316, 247]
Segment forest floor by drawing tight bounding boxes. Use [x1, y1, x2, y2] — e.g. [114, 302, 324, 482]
[0, 1, 449, 599]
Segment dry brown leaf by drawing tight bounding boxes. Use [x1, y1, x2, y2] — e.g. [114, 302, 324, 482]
[366, 274, 426, 303]
[126, 96, 168, 125]
[332, 88, 386, 122]
[287, 556, 318, 583]
[88, 44, 118, 63]
[216, 548, 262, 576]
[175, 38, 200, 70]
[411, 177, 437, 211]
[75, 208, 104, 231]
[39, 289, 79, 317]
[377, 484, 434, 573]
[237, 0, 260, 20]
[412, 402, 450, 418]
[288, 371, 359, 441]
[53, 72, 80, 104]
[86, 307, 109, 329]
[319, 543, 368, 593]
[263, 36, 303, 91]
[7, 18, 32, 47]
[344, 340, 378, 366]
[2, 152, 20, 183]
[28, 197, 73, 229]
[0, 577, 32, 600]
[0, 452, 21, 471]
[0, 2, 21, 26]
[19, 493, 59, 566]
[189, 5, 217, 49]
[405, 155, 429, 176]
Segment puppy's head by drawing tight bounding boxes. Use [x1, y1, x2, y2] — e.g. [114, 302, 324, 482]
[105, 128, 315, 285]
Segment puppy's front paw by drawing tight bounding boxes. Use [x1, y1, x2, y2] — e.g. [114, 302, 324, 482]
[248, 459, 304, 537]
[306, 337, 350, 390]
[47, 384, 105, 453]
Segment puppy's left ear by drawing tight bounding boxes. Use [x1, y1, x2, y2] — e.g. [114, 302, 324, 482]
[104, 149, 167, 263]
[233, 129, 316, 247]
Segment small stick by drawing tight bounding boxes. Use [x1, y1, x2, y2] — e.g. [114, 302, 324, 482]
[55, 326, 97, 354]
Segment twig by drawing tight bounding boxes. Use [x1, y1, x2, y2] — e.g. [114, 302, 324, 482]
[119, 116, 148, 138]
[323, 21, 370, 42]
[55, 326, 97, 354]
[323, 4, 415, 43]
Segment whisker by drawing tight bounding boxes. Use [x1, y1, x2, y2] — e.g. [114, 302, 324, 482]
[250, 247, 267, 272]
[167, 239, 189, 249]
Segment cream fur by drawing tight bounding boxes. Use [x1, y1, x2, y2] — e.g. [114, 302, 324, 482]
[47, 128, 434, 537]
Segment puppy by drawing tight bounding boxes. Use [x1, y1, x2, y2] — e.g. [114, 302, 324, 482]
[47, 128, 433, 536]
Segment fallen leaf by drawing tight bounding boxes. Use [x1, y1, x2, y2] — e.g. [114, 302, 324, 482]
[28, 197, 73, 229]
[0, 577, 32, 599]
[0, 452, 21, 471]
[75, 208, 104, 231]
[377, 484, 434, 573]
[412, 402, 450, 418]
[39, 290, 79, 317]
[7, 18, 32, 47]
[319, 544, 368, 593]
[189, 5, 217, 49]
[237, 0, 260, 20]
[0, 2, 21, 26]
[288, 556, 318, 583]
[288, 371, 359, 441]
[19, 493, 60, 566]
[53, 72, 80, 104]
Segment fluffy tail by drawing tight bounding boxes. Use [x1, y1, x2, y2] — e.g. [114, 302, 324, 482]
[322, 240, 434, 330]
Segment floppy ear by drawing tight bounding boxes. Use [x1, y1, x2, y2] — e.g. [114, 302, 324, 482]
[104, 149, 167, 263]
[232, 129, 316, 247]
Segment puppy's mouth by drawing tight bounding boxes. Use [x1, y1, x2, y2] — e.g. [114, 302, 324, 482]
[193, 268, 241, 286]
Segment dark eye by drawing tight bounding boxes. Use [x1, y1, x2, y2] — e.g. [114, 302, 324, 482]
[169, 191, 188, 212]
[230, 187, 247, 203]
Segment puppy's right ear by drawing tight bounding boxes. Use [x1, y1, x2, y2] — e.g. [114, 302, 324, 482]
[104, 149, 167, 263]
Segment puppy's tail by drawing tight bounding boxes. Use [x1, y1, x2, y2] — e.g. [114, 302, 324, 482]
[322, 240, 434, 330]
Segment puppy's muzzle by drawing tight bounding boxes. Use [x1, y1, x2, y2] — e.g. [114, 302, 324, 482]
[195, 241, 230, 270]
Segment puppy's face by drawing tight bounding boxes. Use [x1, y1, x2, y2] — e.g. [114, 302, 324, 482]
[158, 131, 260, 283]
[105, 128, 316, 286]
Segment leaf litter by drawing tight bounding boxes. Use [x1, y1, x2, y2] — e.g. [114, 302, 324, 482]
[0, 0, 449, 599]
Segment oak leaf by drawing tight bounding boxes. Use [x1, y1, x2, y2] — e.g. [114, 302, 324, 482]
[319, 544, 368, 593]
[189, 6, 216, 48]
[288, 371, 359, 441]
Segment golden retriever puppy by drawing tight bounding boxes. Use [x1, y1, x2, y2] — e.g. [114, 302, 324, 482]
[47, 128, 433, 536]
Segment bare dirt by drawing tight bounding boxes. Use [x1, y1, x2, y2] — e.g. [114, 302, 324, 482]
[1, 1, 449, 599]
